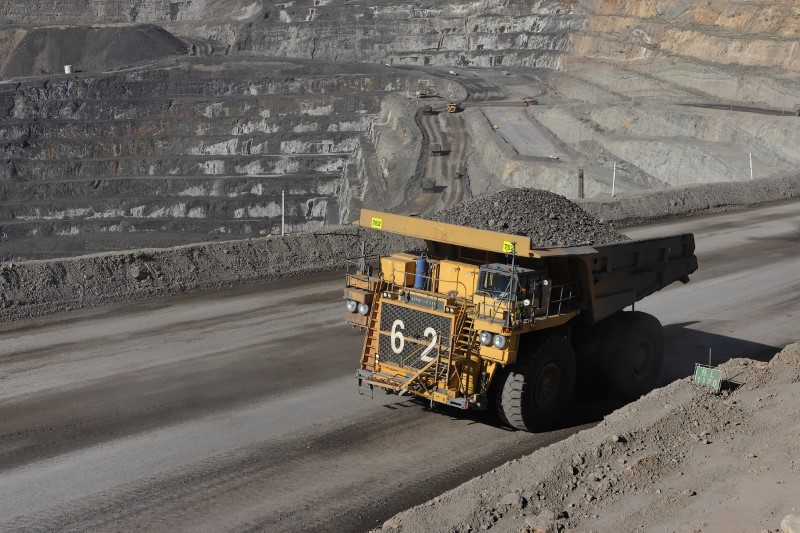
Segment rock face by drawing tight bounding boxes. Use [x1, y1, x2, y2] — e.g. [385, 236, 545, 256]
[0, 0, 263, 25]
[234, 1, 584, 69]
[428, 188, 627, 247]
[0, 0, 586, 69]
[0, 58, 410, 260]
[0, 0, 799, 260]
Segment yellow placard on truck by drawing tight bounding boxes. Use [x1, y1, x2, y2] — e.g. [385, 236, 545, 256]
[502, 241, 514, 253]
[371, 217, 383, 230]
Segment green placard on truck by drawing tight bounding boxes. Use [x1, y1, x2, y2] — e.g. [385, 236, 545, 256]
[694, 364, 722, 393]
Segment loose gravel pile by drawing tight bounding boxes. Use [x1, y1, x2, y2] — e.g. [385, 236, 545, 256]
[428, 188, 627, 247]
[378, 342, 800, 533]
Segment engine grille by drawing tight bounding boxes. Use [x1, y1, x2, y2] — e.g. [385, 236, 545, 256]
[378, 302, 452, 370]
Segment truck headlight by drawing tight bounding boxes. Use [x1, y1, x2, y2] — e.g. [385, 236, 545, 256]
[357, 303, 370, 315]
[346, 300, 358, 313]
[479, 331, 493, 346]
[492, 334, 508, 349]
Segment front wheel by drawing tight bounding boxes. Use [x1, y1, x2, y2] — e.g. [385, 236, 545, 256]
[494, 334, 576, 432]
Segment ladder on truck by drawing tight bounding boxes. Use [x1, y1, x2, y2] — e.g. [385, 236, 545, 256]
[356, 274, 386, 397]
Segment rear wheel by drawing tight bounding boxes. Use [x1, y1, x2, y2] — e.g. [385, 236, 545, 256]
[603, 311, 664, 400]
[494, 334, 576, 432]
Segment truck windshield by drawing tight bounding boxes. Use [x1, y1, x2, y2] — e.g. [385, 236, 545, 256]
[477, 271, 515, 299]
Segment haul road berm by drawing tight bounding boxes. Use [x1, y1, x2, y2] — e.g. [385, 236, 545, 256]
[344, 210, 698, 431]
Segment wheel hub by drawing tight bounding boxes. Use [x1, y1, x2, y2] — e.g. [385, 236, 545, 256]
[535, 363, 561, 409]
[633, 340, 653, 378]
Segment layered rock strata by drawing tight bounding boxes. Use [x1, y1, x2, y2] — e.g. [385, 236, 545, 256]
[0, 59, 410, 259]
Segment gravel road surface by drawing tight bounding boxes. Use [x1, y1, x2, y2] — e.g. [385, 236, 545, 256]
[480, 106, 565, 159]
[404, 107, 469, 214]
[1, 199, 798, 531]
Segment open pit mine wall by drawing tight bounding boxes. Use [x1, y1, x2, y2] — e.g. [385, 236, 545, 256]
[0, 66, 415, 260]
[531, 105, 800, 188]
[562, 0, 800, 109]
[234, 1, 585, 68]
[0, 0, 262, 25]
[462, 107, 620, 199]
[576, 0, 800, 74]
[366, 94, 425, 211]
[0, 0, 587, 69]
[3, 1, 799, 84]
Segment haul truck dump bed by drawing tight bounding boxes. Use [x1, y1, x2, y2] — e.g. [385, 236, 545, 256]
[344, 210, 698, 431]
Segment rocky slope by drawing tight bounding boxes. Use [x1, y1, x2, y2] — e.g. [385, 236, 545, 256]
[378, 341, 800, 532]
[0, 57, 414, 260]
[1, 0, 799, 263]
[539, 0, 800, 193]
[0, 224, 421, 321]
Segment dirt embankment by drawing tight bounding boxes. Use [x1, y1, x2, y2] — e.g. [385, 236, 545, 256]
[2, 177, 800, 322]
[378, 342, 800, 533]
[0, 227, 419, 322]
[580, 174, 800, 227]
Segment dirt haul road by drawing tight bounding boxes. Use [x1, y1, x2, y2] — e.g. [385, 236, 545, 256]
[1, 199, 799, 532]
[405, 107, 469, 214]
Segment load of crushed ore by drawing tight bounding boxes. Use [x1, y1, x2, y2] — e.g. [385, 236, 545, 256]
[427, 188, 627, 247]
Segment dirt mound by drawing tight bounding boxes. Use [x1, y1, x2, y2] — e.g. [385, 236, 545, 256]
[0, 24, 186, 78]
[428, 188, 627, 247]
[378, 341, 800, 532]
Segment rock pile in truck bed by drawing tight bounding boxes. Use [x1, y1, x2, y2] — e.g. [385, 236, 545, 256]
[427, 188, 627, 247]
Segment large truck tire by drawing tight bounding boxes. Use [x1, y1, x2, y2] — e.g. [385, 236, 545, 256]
[570, 320, 605, 394]
[603, 311, 664, 401]
[494, 334, 576, 431]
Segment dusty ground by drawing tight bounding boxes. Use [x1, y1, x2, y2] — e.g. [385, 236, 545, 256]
[378, 342, 800, 533]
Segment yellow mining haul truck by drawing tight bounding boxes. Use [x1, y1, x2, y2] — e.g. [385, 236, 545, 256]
[344, 210, 698, 431]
